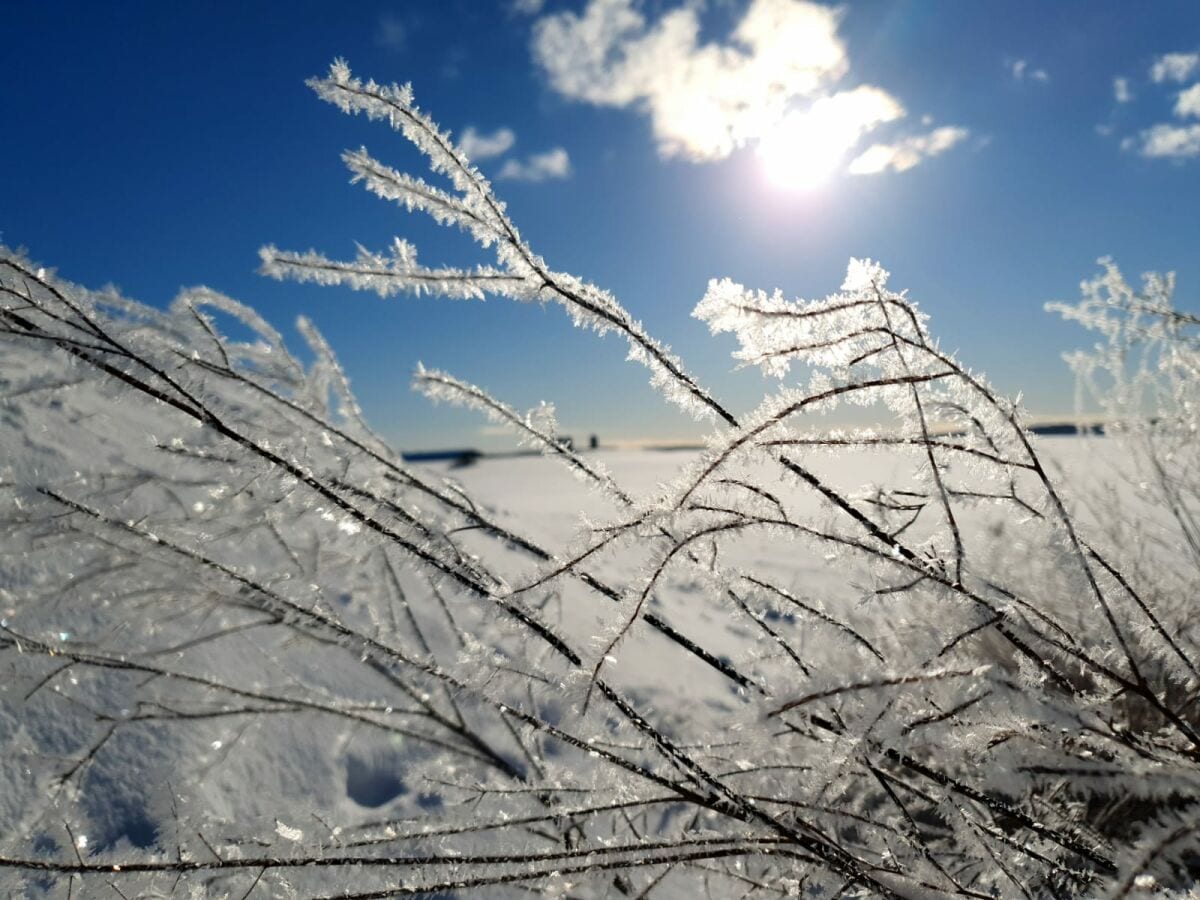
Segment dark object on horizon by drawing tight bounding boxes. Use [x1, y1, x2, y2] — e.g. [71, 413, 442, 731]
[941, 422, 1107, 438]
[589, 434, 599, 450]
[1030, 422, 1105, 436]
[401, 448, 482, 467]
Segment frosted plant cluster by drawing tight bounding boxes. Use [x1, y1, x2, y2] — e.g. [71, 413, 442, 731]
[1, 62, 1198, 898]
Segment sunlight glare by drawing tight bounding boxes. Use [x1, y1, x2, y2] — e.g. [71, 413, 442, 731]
[757, 94, 888, 190]
[758, 114, 842, 190]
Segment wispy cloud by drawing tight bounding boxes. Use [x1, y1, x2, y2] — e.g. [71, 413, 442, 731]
[1175, 83, 1200, 118]
[455, 126, 567, 183]
[1128, 124, 1200, 159]
[459, 127, 517, 160]
[1113, 77, 1133, 103]
[529, 0, 966, 178]
[498, 147, 572, 181]
[848, 127, 971, 175]
[511, 0, 545, 14]
[1008, 58, 1049, 83]
[375, 14, 408, 51]
[1112, 51, 1200, 160]
[1150, 51, 1199, 84]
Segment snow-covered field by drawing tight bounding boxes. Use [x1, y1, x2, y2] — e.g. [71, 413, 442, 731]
[421, 436, 1143, 706]
[0, 385, 1192, 898]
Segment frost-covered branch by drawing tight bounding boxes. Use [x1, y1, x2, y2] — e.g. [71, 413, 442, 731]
[262, 60, 737, 427]
[3, 61, 1200, 899]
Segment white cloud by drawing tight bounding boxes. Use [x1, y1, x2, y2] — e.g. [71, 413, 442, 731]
[532, 0, 852, 161]
[456, 128, 569, 184]
[754, 87, 908, 188]
[511, 0, 545, 13]
[459, 127, 517, 160]
[1150, 52, 1200, 83]
[1175, 83, 1200, 119]
[756, 86, 905, 186]
[1110, 52, 1200, 162]
[498, 147, 572, 181]
[1132, 123, 1200, 159]
[1009, 58, 1048, 83]
[376, 14, 407, 51]
[529, 0, 966, 178]
[848, 126, 971, 175]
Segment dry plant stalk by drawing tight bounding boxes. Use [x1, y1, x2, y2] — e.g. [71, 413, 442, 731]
[1, 62, 1197, 898]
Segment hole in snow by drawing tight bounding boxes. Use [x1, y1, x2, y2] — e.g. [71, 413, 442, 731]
[345, 753, 408, 808]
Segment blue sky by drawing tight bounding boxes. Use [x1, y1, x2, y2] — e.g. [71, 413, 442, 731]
[3, 1, 1198, 450]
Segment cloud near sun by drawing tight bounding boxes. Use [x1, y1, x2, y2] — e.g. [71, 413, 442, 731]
[531, 0, 969, 186]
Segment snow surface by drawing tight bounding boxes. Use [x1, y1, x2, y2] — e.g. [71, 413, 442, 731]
[0, 427, 1168, 896]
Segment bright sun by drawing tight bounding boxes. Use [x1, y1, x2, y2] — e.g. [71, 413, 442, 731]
[757, 113, 845, 190]
[757, 96, 880, 191]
